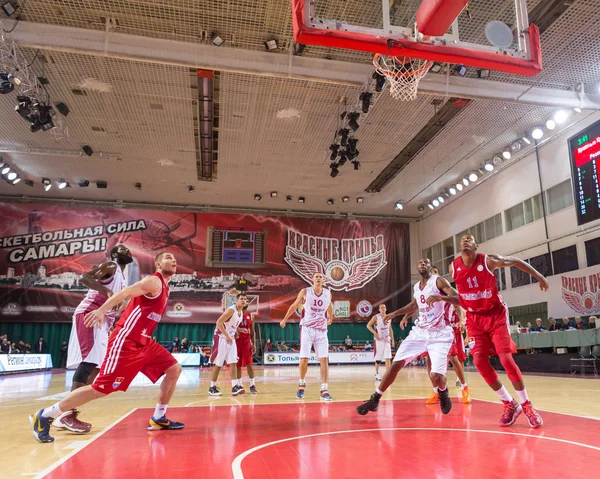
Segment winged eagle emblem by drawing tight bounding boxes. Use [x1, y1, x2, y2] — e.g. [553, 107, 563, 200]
[561, 288, 600, 315]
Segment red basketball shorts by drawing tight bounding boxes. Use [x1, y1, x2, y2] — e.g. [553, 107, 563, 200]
[92, 336, 177, 394]
[236, 340, 253, 368]
[449, 328, 466, 362]
[466, 304, 516, 357]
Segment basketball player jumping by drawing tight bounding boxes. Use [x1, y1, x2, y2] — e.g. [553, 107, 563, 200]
[30, 252, 184, 443]
[208, 293, 248, 397]
[236, 305, 257, 394]
[366, 304, 395, 381]
[357, 258, 457, 416]
[280, 272, 333, 401]
[53, 244, 132, 434]
[427, 234, 546, 428]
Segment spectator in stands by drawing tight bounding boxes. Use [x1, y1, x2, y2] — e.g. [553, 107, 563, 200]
[18, 340, 27, 352]
[526, 322, 533, 331]
[548, 318, 559, 331]
[561, 317, 577, 330]
[0, 337, 10, 354]
[278, 341, 289, 352]
[589, 316, 597, 328]
[58, 340, 68, 368]
[574, 317, 589, 330]
[34, 337, 48, 354]
[180, 337, 189, 353]
[530, 318, 547, 333]
[345, 335, 353, 349]
[199, 347, 209, 367]
[172, 336, 180, 353]
[11, 342, 20, 353]
[364, 340, 372, 351]
[265, 339, 273, 352]
[24, 342, 31, 353]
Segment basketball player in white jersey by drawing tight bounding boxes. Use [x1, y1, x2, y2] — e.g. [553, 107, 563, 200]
[208, 293, 248, 396]
[53, 245, 132, 433]
[280, 272, 334, 401]
[357, 258, 457, 416]
[367, 304, 395, 381]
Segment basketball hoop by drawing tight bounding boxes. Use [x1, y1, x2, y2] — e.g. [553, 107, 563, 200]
[373, 54, 433, 101]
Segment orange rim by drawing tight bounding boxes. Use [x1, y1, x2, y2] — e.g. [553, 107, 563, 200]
[373, 54, 433, 78]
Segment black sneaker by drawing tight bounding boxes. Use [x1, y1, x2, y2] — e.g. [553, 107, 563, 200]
[439, 387, 452, 415]
[208, 386, 222, 396]
[148, 416, 185, 430]
[356, 394, 380, 416]
[232, 385, 245, 396]
[249, 385, 258, 394]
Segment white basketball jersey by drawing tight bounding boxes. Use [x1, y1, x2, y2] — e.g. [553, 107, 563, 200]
[300, 287, 332, 331]
[75, 261, 128, 329]
[375, 314, 390, 341]
[215, 305, 244, 337]
[413, 275, 447, 330]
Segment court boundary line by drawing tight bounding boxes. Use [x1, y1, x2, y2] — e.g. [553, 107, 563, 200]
[31, 408, 138, 479]
[231, 427, 600, 479]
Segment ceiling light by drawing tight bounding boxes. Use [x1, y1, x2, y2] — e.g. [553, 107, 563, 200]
[546, 119, 556, 130]
[135, 182, 142, 190]
[342, 196, 349, 203]
[58, 179, 68, 189]
[330, 163, 340, 178]
[82, 145, 93, 157]
[270, 191, 278, 198]
[264, 39, 278, 51]
[1, 165, 9, 175]
[210, 33, 225, 46]
[502, 149, 511, 160]
[188, 185, 195, 193]
[484, 161, 494, 172]
[338, 128, 349, 146]
[2, 3, 16, 16]
[42, 178, 51, 192]
[574, 107, 582, 113]
[254, 194, 262, 201]
[356, 197, 364, 204]
[455, 65, 467, 76]
[449, 186, 457, 195]
[432, 199, 440, 207]
[553, 110, 569, 124]
[11, 177, 20, 185]
[359, 92, 373, 114]
[522, 135, 531, 145]
[347, 112, 360, 132]
[329, 144, 339, 161]
[24, 179, 34, 187]
[477, 69, 490, 79]
[417, 205, 425, 213]
[372, 71, 386, 92]
[77, 180, 89, 187]
[468, 172, 478, 182]
[96, 181, 107, 189]
[7, 170, 17, 181]
[352, 161, 360, 171]
[511, 141, 522, 153]
[55, 102, 70, 117]
[430, 63, 443, 73]
[531, 127, 544, 140]
[492, 155, 503, 166]
[462, 177, 470, 186]
[395, 201, 404, 211]
[0, 73, 15, 94]
[327, 198, 334, 205]
[428, 203, 434, 210]
[298, 197, 305, 203]
[438, 196, 444, 204]
[0, 158, 5, 169]
[286, 195, 292, 201]
[456, 183, 463, 191]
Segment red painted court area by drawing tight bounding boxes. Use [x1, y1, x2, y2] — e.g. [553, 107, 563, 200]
[44, 400, 600, 479]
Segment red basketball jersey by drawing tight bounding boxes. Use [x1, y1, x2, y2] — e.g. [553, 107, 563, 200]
[113, 271, 170, 345]
[237, 312, 253, 343]
[452, 253, 502, 313]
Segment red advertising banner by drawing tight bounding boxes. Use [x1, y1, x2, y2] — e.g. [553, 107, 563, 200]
[0, 204, 410, 323]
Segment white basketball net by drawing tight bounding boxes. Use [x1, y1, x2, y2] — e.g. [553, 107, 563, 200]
[373, 55, 433, 101]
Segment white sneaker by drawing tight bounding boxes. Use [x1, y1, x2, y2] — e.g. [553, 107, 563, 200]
[375, 374, 382, 381]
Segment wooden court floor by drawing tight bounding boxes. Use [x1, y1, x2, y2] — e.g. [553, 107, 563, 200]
[1, 365, 599, 478]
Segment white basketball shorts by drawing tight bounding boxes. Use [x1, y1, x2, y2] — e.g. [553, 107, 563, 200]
[393, 326, 454, 375]
[374, 339, 392, 361]
[299, 326, 329, 359]
[66, 312, 109, 369]
[210, 334, 238, 367]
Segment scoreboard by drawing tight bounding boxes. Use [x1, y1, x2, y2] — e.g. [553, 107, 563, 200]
[206, 226, 267, 268]
[568, 119, 600, 226]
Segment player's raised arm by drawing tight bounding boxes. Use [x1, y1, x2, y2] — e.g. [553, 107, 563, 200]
[84, 276, 162, 327]
[216, 308, 235, 343]
[427, 277, 461, 307]
[280, 289, 306, 328]
[387, 299, 418, 320]
[487, 254, 549, 292]
[79, 262, 118, 296]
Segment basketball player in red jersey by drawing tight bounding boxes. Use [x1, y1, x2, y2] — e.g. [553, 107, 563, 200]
[30, 252, 184, 443]
[53, 244, 132, 434]
[427, 235, 548, 428]
[236, 305, 257, 394]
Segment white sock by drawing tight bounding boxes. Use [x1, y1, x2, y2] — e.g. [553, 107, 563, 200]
[321, 383, 328, 391]
[439, 386, 447, 392]
[375, 388, 384, 396]
[461, 383, 467, 390]
[153, 403, 167, 419]
[232, 379, 238, 387]
[249, 378, 255, 386]
[433, 387, 439, 393]
[515, 388, 529, 404]
[210, 381, 216, 387]
[41, 403, 63, 419]
[299, 379, 306, 386]
[238, 379, 244, 388]
[495, 385, 514, 403]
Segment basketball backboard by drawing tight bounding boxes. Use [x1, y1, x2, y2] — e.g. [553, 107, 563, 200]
[292, 0, 542, 77]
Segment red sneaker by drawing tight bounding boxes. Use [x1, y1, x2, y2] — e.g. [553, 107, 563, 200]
[53, 409, 92, 433]
[521, 401, 543, 428]
[499, 400, 522, 427]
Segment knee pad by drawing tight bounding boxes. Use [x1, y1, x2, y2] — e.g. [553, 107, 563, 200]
[73, 361, 96, 384]
[375, 360, 382, 365]
[497, 352, 522, 383]
[473, 353, 498, 385]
